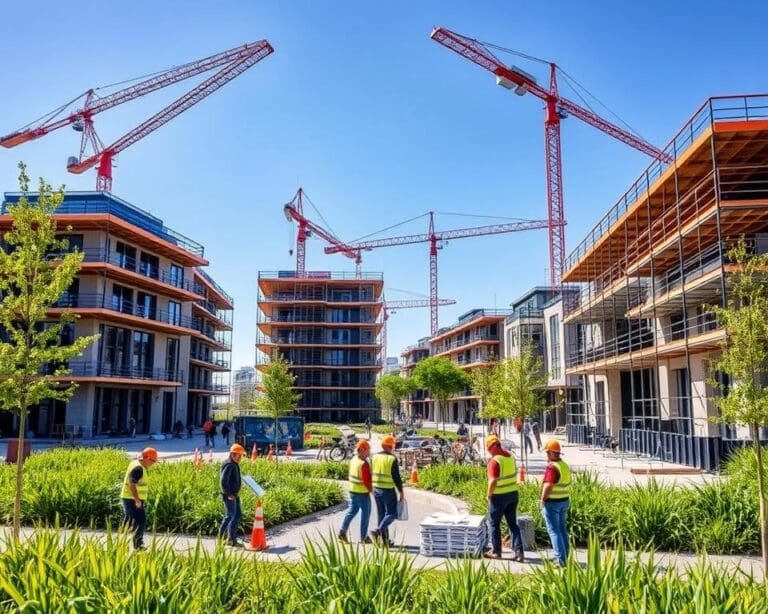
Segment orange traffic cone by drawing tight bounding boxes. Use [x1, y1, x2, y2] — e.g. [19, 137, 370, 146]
[266, 444, 275, 461]
[304, 431, 312, 441]
[250, 443, 258, 461]
[247, 502, 268, 551]
[193, 447, 202, 469]
[518, 464, 527, 483]
[286, 440, 293, 457]
[208, 449, 214, 464]
[410, 458, 419, 485]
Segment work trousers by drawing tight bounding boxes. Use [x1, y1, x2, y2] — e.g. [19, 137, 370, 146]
[542, 498, 570, 565]
[122, 498, 147, 549]
[373, 487, 398, 540]
[487, 490, 523, 556]
[219, 495, 242, 544]
[340, 492, 371, 540]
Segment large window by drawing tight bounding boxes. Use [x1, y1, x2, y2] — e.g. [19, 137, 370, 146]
[169, 264, 184, 288]
[136, 292, 157, 319]
[131, 331, 154, 375]
[116, 242, 136, 271]
[139, 252, 159, 279]
[112, 285, 133, 314]
[100, 325, 132, 371]
[549, 314, 561, 379]
[166, 338, 179, 379]
[168, 300, 181, 326]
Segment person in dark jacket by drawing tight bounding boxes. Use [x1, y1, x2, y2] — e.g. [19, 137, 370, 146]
[219, 443, 245, 547]
[221, 422, 231, 445]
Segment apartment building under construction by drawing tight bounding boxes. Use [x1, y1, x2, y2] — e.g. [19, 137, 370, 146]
[562, 94, 768, 470]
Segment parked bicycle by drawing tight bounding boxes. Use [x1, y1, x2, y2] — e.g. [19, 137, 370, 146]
[451, 436, 482, 464]
[328, 435, 357, 461]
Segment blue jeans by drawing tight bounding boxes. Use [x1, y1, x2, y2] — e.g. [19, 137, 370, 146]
[219, 495, 242, 544]
[340, 492, 371, 540]
[122, 498, 146, 549]
[542, 498, 570, 565]
[487, 491, 523, 555]
[373, 488, 398, 540]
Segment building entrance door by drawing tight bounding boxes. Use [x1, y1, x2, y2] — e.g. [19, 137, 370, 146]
[162, 392, 174, 433]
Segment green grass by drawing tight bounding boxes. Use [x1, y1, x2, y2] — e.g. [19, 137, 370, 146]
[0, 448, 345, 535]
[1, 530, 766, 612]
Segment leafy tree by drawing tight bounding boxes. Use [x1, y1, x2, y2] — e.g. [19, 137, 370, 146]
[375, 373, 416, 429]
[412, 356, 469, 432]
[0, 164, 98, 539]
[255, 353, 300, 463]
[471, 365, 500, 424]
[487, 344, 547, 467]
[708, 238, 768, 571]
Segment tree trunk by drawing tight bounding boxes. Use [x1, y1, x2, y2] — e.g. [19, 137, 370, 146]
[274, 415, 279, 466]
[753, 422, 768, 573]
[12, 404, 27, 541]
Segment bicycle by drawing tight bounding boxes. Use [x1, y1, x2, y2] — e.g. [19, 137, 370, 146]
[329, 436, 356, 461]
[452, 437, 482, 464]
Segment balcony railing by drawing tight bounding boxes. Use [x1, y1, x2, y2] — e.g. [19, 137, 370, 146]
[53, 293, 196, 330]
[258, 314, 380, 325]
[566, 326, 655, 368]
[259, 271, 383, 281]
[196, 268, 234, 305]
[259, 334, 379, 346]
[78, 249, 204, 295]
[565, 94, 768, 273]
[260, 292, 380, 303]
[188, 381, 230, 393]
[47, 361, 183, 383]
[189, 352, 230, 369]
[433, 332, 499, 353]
[195, 299, 233, 325]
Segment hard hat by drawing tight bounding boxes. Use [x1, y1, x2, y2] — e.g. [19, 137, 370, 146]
[381, 435, 396, 449]
[141, 447, 159, 461]
[356, 439, 370, 451]
[485, 435, 501, 451]
[230, 443, 246, 455]
[543, 440, 562, 453]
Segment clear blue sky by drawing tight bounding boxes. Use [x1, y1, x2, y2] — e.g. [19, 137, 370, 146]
[1, 1, 767, 370]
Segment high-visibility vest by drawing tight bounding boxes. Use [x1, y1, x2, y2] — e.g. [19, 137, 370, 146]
[348, 456, 370, 494]
[120, 460, 148, 501]
[371, 453, 395, 489]
[548, 460, 571, 500]
[492, 454, 519, 494]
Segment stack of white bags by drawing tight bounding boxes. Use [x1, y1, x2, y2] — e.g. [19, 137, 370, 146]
[419, 513, 487, 558]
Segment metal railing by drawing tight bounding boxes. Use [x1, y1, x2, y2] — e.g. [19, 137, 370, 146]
[433, 332, 500, 353]
[564, 94, 768, 272]
[258, 314, 380, 325]
[259, 271, 383, 281]
[196, 268, 234, 305]
[188, 381, 230, 393]
[260, 292, 380, 303]
[566, 325, 655, 367]
[44, 361, 184, 382]
[195, 299, 233, 325]
[53, 293, 196, 329]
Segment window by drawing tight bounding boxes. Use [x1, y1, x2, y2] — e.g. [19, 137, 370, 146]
[136, 292, 157, 319]
[670, 313, 686, 341]
[166, 338, 179, 378]
[139, 252, 159, 279]
[168, 300, 181, 326]
[549, 314, 561, 380]
[99, 325, 131, 372]
[57, 234, 84, 253]
[169, 264, 184, 288]
[131, 331, 154, 374]
[115, 242, 136, 271]
[59, 278, 79, 307]
[111, 285, 133, 314]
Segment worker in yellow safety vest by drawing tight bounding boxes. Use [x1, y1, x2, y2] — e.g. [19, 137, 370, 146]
[484, 435, 524, 561]
[338, 439, 373, 544]
[540, 439, 572, 566]
[120, 447, 159, 550]
[369, 435, 404, 546]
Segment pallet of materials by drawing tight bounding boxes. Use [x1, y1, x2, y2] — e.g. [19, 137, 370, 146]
[419, 513, 487, 558]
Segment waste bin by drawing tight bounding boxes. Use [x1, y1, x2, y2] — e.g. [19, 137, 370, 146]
[5, 439, 32, 464]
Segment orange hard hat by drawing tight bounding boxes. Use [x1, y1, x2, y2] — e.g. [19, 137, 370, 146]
[381, 435, 396, 449]
[141, 447, 159, 462]
[356, 439, 370, 451]
[485, 435, 501, 451]
[543, 440, 562, 453]
[230, 443, 246, 455]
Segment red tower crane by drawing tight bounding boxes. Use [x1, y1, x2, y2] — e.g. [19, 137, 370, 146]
[325, 212, 553, 335]
[283, 188, 359, 274]
[0, 39, 274, 192]
[430, 27, 671, 285]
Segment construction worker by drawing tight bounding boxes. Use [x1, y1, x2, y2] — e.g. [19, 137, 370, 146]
[220, 443, 246, 547]
[484, 435, 524, 561]
[338, 439, 373, 544]
[370, 435, 404, 546]
[540, 439, 572, 566]
[120, 447, 159, 550]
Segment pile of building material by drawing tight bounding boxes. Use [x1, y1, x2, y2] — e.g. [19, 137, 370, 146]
[419, 513, 487, 558]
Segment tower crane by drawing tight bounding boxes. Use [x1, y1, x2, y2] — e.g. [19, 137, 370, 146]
[325, 211, 554, 335]
[0, 39, 274, 192]
[283, 188, 359, 274]
[381, 298, 457, 367]
[430, 27, 671, 286]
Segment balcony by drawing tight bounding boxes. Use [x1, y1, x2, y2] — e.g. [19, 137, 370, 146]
[194, 299, 233, 326]
[189, 350, 230, 370]
[258, 314, 381, 325]
[432, 332, 500, 354]
[196, 268, 234, 306]
[566, 326, 655, 369]
[51, 361, 183, 384]
[259, 271, 383, 281]
[258, 334, 379, 346]
[188, 381, 230, 394]
[53, 293, 195, 331]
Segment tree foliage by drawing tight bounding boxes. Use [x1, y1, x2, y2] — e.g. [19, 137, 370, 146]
[0, 163, 99, 538]
[486, 344, 548, 422]
[375, 373, 415, 425]
[470, 365, 499, 420]
[412, 356, 469, 429]
[255, 354, 300, 420]
[708, 237, 768, 571]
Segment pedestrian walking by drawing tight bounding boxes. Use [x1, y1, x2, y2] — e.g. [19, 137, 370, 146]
[364, 416, 372, 440]
[203, 419, 213, 447]
[120, 447, 159, 550]
[370, 435, 404, 546]
[338, 440, 373, 544]
[128, 416, 136, 438]
[484, 435, 524, 562]
[531, 420, 542, 451]
[210, 422, 218, 447]
[540, 440, 571, 566]
[522, 420, 534, 455]
[221, 422, 231, 446]
[219, 443, 245, 547]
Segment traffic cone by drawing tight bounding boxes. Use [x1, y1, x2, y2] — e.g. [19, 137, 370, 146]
[247, 502, 268, 551]
[304, 431, 312, 441]
[286, 440, 293, 457]
[250, 443, 258, 462]
[518, 464, 527, 483]
[410, 458, 419, 485]
[266, 444, 274, 461]
[208, 449, 214, 464]
[193, 447, 202, 469]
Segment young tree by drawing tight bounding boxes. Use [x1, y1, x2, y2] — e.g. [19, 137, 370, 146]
[0, 164, 98, 539]
[255, 354, 300, 464]
[412, 356, 469, 432]
[375, 373, 416, 429]
[487, 344, 548, 467]
[708, 238, 768, 572]
[471, 364, 501, 434]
